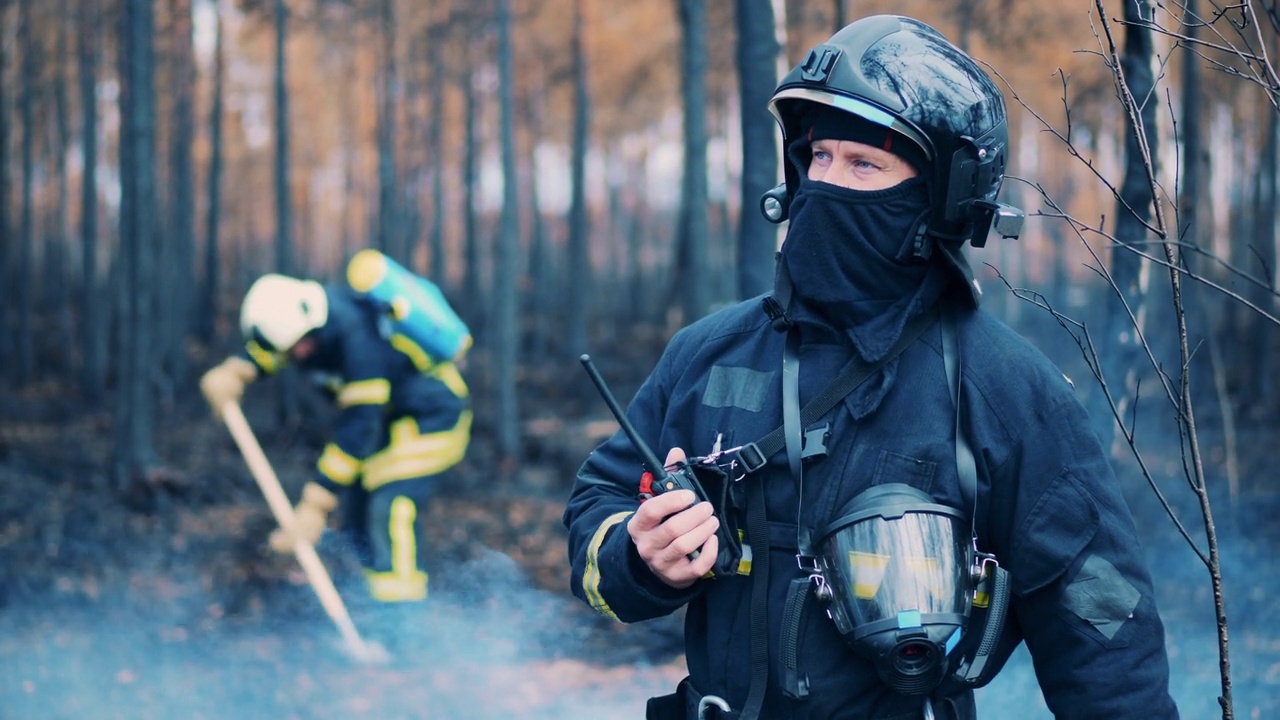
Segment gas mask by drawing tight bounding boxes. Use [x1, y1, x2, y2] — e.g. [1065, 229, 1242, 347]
[813, 483, 991, 695]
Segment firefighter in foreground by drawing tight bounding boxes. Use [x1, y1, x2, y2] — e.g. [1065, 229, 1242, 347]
[563, 14, 1178, 720]
[201, 250, 472, 611]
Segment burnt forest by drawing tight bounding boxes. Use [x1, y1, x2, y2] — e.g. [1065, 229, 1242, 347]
[2, 1, 1280, 718]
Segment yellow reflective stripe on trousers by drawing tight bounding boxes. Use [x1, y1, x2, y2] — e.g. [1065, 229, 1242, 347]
[338, 378, 391, 408]
[584, 511, 633, 620]
[316, 443, 362, 486]
[362, 412, 472, 489]
[365, 496, 427, 602]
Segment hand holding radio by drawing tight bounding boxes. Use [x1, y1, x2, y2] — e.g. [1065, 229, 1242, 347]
[627, 448, 721, 589]
[581, 354, 748, 583]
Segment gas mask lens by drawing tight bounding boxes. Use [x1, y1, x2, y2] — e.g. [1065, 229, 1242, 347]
[816, 484, 974, 695]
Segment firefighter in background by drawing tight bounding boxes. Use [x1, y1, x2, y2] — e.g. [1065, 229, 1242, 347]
[200, 252, 472, 605]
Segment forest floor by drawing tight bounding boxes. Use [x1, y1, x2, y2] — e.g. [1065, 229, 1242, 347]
[1, 340, 1279, 719]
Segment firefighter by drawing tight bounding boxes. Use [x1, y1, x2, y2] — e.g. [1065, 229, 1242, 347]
[562, 14, 1178, 720]
[200, 268, 471, 609]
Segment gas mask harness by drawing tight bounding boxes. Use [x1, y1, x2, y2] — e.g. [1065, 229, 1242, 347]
[798, 309, 1011, 699]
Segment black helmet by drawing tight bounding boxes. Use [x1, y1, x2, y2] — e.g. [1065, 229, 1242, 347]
[763, 15, 1023, 264]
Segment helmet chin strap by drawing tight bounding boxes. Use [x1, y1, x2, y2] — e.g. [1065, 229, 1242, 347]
[762, 252, 797, 333]
[903, 209, 935, 262]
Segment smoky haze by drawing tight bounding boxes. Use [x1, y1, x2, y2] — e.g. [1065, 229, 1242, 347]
[2, 503, 1274, 719]
[0, 544, 686, 719]
[2, 353, 1275, 719]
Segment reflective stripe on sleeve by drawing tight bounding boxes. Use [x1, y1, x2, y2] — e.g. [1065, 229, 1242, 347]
[316, 443, 362, 486]
[583, 511, 633, 620]
[338, 378, 391, 408]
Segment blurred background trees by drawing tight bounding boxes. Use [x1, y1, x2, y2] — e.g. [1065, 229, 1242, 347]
[0, 0, 1275, 513]
[2, 1, 1279, 715]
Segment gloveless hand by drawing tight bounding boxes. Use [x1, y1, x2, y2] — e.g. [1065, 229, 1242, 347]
[627, 448, 720, 589]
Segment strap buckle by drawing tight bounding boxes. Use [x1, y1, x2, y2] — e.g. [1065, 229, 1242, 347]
[735, 443, 767, 474]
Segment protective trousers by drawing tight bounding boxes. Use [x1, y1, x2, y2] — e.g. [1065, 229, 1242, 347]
[341, 413, 471, 603]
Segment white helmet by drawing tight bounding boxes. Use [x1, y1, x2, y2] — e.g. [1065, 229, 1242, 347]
[239, 274, 329, 352]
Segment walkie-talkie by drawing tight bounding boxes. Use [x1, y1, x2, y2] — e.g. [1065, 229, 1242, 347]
[579, 354, 709, 503]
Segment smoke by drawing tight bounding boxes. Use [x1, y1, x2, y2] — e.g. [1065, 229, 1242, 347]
[2, 489, 1275, 719]
[0, 546, 682, 720]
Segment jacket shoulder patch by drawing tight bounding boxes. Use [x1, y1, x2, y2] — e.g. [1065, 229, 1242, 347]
[703, 365, 773, 412]
[1062, 553, 1140, 641]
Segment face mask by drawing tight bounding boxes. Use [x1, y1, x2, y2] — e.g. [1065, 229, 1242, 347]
[814, 484, 978, 695]
[779, 177, 946, 361]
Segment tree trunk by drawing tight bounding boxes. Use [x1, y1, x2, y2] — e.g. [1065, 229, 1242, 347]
[735, 0, 779, 300]
[274, 0, 292, 276]
[1244, 28, 1279, 411]
[376, 0, 399, 261]
[114, 0, 159, 487]
[17, 0, 36, 384]
[1102, 0, 1158, 453]
[1178, 0, 1202, 257]
[566, 0, 590, 360]
[274, 0, 298, 425]
[677, 0, 710, 323]
[462, 25, 482, 329]
[200, 0, 225, 344]
[626, 152, 650, 323]
[494, 0, 519, 462]
[0, 1, 10, 375]
[79, 0, 104, 403]
[522, 60, 551, 364]
[166, 0, 196, 389]
[426, 4, 446, 286]
[53, 0, 74, 376]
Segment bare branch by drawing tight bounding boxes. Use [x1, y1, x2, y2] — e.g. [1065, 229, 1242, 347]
[987, 266, 1209, 565]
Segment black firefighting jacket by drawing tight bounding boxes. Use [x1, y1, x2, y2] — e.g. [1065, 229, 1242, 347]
[563, 296, 1178, 719]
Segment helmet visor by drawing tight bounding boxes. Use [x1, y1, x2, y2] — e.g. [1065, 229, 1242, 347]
[769, 87, 933, 164]
[821, 507, 970, 635]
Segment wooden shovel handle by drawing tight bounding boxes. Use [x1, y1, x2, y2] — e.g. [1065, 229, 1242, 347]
[219, 402, 379, 662]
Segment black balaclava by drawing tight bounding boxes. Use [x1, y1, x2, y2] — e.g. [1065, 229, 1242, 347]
[778, 105, 949, 365]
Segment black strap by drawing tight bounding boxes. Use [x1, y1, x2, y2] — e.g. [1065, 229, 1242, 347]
[779, 576, 813, 699]
[778, 327, 798, 525]
[739, 473, 770, 720]
[761, 253, 794, 332]
[737, 310, 937, 720]
[781, 328, 806, 554]
[736, 310, 938, 474]
[941, 309, 977, 527]
[942, 307, 1012, 686]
